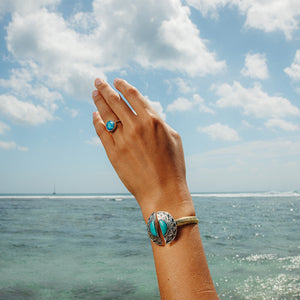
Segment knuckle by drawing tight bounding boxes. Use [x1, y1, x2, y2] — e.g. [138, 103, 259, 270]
[130, 121, 143, 138]
[94, 127, 103, 140]
[93, 118, 97, 127]
[116, 137, 128, 154]
[93, 117, 100, 130]
[135, 114, 164, 138]
[93, 96, 101, 106]
[146, 114, 163, 130]
[108, 150, 118, 162]
[172, 129, 180, 139]
[126, 86, 138, 98]
[172, 130, 182, 145]
[106, 93, 119, 103]
[152, 114, 162, 125]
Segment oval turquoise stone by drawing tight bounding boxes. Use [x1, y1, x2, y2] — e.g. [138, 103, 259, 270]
[106, 120, 115, 131]
[159, 220, 168, 236]
[150, 220, 158, 237]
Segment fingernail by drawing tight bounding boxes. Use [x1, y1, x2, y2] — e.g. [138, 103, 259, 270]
[95, 78, 102, 86]
[114, 78, 121, 85]
[93, 111, 98, 120]
[92, 90, 98, 98]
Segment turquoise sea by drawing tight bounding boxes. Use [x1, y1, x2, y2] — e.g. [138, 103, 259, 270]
[0, 192, 299, 299]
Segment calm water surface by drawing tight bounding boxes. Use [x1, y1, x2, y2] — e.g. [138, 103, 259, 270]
[0, 193, 299, 299]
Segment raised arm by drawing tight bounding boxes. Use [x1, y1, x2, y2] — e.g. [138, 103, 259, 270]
[92, 78, 218, 299]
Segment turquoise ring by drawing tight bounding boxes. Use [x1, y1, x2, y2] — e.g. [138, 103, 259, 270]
[106, 120, 121, 132]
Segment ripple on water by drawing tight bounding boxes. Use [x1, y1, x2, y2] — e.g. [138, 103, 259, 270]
[0, 287, 37, 300]
[235, 274, 300, 299]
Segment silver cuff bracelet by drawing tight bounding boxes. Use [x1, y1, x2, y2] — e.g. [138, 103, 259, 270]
[147, 211, 199, 246]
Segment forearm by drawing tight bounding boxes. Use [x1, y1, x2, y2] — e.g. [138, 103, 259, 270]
[153, 225, 218, 299]
[142, 192, 218, 300]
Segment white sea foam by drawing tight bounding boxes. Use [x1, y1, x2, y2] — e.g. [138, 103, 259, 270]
[0, 194, 135, 200]
[191, 191, 300, 198]
[1, 191, 299, 200]
[243, 254, 277, 262]
[279, 255, 300, 271]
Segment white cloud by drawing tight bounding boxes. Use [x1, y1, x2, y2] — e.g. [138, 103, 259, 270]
[0, 0, 227, 136]
[17, 145, 29, 151]
[92, 0, 225, 76]
[186, 138, 300, 191]
[2, 0, 225, 115]
[145, 97, 167, 121]
[188, 139, 300, 168]
[0, 94, 54, 125]
[167, 97, 194, 112]
[69, 11, 97, 33]
[241, 53, 269, 80]
[284, 50, 300, 81]
[0, 141, 16, 150]
[174, 78, 195, 94]
[5, 10, 102, 101]
[186, 0, 231, 18]
[167, 94, 214, 113]
[0, 0, 60, 15]
[265, 118, 299, 131]
[242, 120, 254, 128]
[186, 0, 300, 39]
[0, 121, 10, 135]
[241, 0, 300, 40]
[85, 137, 101, 146]
[157, 4, 226, 75]
[0, 140, 28, 151]
[0, 67, 62, 111]
[193, 94, 215, 113]
[214, 81, 300, 118]
[198, 122, 239, 141]
[0, 66, 60, 126]
[65, 107, 79, 118]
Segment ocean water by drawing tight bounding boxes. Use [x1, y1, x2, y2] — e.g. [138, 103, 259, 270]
[0, 192, 299, 299]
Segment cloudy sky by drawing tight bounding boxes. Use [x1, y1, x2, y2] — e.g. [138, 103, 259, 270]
[0, 0, 299, 193]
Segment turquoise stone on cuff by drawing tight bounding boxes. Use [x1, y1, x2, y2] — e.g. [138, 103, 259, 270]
[150, 220, 158, 237]
[159, 220, 168, 236]
[106, 120, 116, 132]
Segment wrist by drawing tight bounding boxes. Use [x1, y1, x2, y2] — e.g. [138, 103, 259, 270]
[138, 187, 196, 223]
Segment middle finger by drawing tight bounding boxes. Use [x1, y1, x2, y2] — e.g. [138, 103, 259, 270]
[95, 78, 134, 123]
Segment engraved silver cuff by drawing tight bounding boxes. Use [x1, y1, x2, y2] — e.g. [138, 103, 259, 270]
[147, 211, 199, 246]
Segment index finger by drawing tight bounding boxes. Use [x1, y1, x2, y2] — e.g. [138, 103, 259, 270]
[113, 78, 157, 116]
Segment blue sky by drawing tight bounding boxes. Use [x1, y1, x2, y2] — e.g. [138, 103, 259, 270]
[0, 0, 300, 193]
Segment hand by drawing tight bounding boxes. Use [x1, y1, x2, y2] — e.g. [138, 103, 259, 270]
[92, 79, 218, 300]
[92, 78, 195, 220]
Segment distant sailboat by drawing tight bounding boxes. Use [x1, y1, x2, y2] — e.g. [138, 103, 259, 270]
[53, 184, 56, 195]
